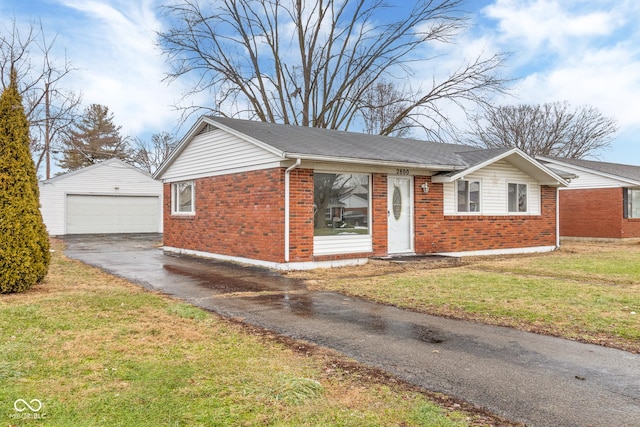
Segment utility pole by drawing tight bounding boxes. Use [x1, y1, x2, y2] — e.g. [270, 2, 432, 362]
[45, 82, 50, 179]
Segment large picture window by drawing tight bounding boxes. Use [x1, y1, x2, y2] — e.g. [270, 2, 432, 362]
[508, 183, 528, 213]
[457, 180, 480, 213]
[172, 181, 195, 214]
[625, 189, 640, 218]
[314, 173, 370, 236]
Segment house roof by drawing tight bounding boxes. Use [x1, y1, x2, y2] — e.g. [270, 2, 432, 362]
[155, 116, 567, 186]
[538, 156, 640, 186]
[204, 116, 473, 169]
[41, 158, 151, 184]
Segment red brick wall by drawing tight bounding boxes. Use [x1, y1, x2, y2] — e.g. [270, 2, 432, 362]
[163, 169, 560, 265]
[371, 173, 388, 256]
[163, 168, 286, 262]
[414, 177, 558, 253]
[559, 187, 640, 238]
[622, 216, 640, 239]
[288, 168, 314, 261]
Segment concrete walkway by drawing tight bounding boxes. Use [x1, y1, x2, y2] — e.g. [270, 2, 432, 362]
[64, 235, 640, 427]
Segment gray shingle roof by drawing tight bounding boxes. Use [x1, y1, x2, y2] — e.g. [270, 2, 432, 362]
[208, 116, 477, 169]
[543, 157, 640, 183]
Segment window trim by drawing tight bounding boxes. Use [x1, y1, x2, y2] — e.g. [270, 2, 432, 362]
[171, 180, 195, 215]
[313, 169, 373, 239]
[507, 182, 529, 214]
[625, 188, 640, 219]
[455, 179, 481, 214]
[313, 170, 373, 256]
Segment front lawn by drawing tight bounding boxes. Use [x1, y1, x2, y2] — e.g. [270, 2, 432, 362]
[291, 240, 640, 353]
[0, 240, 506, 427]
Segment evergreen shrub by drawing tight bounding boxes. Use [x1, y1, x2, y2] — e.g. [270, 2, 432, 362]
[0, 70, 50, 293]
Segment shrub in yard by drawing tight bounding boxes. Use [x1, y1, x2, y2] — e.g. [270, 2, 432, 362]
[0, 68, 50, 293]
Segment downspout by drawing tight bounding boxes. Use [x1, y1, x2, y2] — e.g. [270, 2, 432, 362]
[556, 187, 561, 249]
[284, 158, 302, 263]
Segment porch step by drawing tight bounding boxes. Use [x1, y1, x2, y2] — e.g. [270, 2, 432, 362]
[370, 254, 461, 268]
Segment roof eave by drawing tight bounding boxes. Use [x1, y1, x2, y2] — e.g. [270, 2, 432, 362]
[285, 153, 466, 172]
[537, 156, 640, 187]
[433, 149, 568, 187]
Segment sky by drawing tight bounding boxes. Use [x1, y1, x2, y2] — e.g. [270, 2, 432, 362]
[1, 0, 639, 166]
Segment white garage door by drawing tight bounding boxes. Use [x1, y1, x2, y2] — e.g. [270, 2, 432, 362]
[66, 195, 160, 234]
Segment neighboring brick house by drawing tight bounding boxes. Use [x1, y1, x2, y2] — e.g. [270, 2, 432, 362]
[153, 116, 567, 270]
[538, 157, 640, 239]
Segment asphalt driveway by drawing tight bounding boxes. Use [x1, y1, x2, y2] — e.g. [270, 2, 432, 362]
[64, 234, 640, 427]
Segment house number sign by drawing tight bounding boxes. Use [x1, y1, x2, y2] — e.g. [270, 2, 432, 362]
[396, 168, 410, 175]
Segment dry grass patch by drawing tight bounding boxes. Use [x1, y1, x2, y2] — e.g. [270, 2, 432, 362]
[0, 239, 515, 426]
[289, 240, 640, 353]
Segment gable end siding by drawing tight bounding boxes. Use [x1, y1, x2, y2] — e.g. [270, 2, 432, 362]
[443, 160, 542, 216]
[160, 129, 283, 181]
[553, 164, 628, 188]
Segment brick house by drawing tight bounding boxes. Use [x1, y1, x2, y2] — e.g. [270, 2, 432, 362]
[538, 157, 640, 239]
[153, 116, 567, 270]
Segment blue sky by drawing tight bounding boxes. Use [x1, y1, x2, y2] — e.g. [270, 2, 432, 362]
[2, 0, 639, 166]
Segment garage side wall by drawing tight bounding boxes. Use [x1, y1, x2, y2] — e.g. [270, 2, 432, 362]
[559, 188, 634, 238]
[163, 168, 286, 262]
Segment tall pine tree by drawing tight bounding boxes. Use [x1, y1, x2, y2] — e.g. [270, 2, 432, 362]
[0, 68, 50, 293]
[58, 103, 130, 171]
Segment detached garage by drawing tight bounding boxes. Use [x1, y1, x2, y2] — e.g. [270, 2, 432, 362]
[39, 159, 163, 236]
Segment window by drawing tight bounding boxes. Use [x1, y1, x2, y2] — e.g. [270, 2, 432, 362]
[314, 173, 370, 236]
[172, 181, 195, 214]
[508, 183, 528, 213]
[624, 189, 640, 218]
[457, 180, 480, 213]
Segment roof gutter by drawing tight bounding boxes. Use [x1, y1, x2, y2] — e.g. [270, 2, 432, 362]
[284, 158, 302, 263]
[285, 153, 465, 172]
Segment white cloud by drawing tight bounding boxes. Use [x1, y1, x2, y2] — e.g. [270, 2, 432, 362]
[516, 45, 640, 127]
[484, 0, 619, 53]
[475, 0, 640, 161]
[54, 0, 188, 137]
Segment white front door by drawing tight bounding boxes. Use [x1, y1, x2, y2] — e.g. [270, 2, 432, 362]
[387, 176, 414, 254]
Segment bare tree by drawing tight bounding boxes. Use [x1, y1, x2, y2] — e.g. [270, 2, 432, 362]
[131, 132, 178, 173]
[360, 81, 412, 137]
[466, 102, 618, 159]
[0, 20, 82, 178]
[158, 0, 509, 138]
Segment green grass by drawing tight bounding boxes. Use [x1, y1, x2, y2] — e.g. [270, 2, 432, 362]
[0, 240, 477, 427]
[295, 240, 640, 353]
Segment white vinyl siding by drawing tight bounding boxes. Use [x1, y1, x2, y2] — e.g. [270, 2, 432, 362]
[547, 163, 628, 188]
[38, 159, 163, 235]
[444, 160, 541, 215]
[314, 235, 373, 256]
[160, 129, 283, 181]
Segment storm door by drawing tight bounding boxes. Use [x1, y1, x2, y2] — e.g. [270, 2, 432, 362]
[387, 176, 414, 254]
